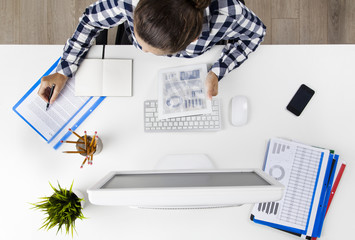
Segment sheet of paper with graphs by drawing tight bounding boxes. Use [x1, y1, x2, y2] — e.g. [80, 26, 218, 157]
[158, 64, 212, 119]
[251, 138, 330, 234]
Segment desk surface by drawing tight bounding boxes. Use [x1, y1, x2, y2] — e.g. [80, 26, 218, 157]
[1, 44, 354, 240]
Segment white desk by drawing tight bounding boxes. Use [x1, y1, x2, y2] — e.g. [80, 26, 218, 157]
[0, 45, 354, 240]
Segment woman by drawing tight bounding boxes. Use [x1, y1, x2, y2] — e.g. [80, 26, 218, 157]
[39, 0, 265, 103]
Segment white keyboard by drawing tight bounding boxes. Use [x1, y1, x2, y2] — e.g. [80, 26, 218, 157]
[144, 99, 221, 132]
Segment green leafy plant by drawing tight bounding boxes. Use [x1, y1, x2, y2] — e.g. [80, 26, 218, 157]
[31, 181, 85, 236]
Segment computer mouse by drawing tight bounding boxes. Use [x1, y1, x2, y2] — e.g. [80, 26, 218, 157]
[231, 95, 248, 126]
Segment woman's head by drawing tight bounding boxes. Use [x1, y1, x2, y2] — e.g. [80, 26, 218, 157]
[134, 0, 211, 55]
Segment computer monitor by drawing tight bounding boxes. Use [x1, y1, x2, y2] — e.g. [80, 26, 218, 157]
[87, 169, 284, 209]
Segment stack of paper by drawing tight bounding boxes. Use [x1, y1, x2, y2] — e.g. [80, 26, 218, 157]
[251, 138, 346, 239]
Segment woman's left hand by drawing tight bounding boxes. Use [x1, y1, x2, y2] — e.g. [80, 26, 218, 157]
[205, 71, 219, 99]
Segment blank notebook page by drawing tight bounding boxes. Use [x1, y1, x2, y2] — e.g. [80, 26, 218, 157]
[75, 59, 132, 97]
[75, 59, 103, 96]
[102, 59, 132, 96]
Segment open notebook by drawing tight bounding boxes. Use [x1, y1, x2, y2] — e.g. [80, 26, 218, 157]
[75, 58, 132, 97]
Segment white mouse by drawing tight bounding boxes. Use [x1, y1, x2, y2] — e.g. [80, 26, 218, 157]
[231, 95, 248, 126]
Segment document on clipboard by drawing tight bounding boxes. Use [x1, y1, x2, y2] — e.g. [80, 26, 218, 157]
[13, 58, 105, 150]
[250, 138, 339, 239]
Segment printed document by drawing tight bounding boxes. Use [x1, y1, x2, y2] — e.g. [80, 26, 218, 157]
[15, 77, 89, 141]
[251, 138, 330, 232]
[158, 64, 211, 119]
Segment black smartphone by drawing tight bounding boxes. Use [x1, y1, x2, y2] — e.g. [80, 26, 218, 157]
[286, 84, 315, 116]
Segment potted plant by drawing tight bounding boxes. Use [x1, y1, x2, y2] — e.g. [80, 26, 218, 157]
[31, 181, 85, 236]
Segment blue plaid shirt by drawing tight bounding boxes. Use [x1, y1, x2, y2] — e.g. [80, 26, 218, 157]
[57, 0, 266, 81]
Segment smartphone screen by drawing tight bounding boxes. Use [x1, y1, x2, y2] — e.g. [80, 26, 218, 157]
[286, 84, 315, 116]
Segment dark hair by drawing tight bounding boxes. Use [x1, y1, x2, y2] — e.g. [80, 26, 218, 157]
[134, 0, 211, 53]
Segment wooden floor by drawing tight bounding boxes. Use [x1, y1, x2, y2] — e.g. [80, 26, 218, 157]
[1, 0, 354, 45]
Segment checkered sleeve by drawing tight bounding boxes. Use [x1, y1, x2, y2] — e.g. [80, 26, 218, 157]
[56, 0, 127, 77]
[210, 3, 266, 80]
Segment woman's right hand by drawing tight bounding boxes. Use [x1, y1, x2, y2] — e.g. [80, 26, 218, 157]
[38, 73, 68, 104]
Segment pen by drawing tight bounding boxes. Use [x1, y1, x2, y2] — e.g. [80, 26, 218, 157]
[46, 84, 55, 111]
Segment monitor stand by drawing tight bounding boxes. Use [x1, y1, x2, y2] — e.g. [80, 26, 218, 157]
[155, 154, 216, 170]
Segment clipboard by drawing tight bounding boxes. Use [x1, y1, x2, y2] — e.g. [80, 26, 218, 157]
[250, 138, 339, 238]
[13, 58, 105, 149]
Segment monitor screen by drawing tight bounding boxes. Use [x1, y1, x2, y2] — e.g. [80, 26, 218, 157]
[101, 172, 270, 189]
[88, 169, 284, 207]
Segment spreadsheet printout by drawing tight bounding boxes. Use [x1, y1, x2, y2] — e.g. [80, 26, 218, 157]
[251, 138, 330, 231]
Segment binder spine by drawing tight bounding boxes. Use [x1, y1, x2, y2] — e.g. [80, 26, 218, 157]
[311, 154, 338, 237]
[53, 96, 106, 149]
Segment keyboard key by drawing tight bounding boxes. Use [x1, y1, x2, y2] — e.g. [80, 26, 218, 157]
[146, 108, 156, 113]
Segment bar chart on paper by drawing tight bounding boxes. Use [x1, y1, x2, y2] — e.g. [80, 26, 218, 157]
[253, 138, 329, 231]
